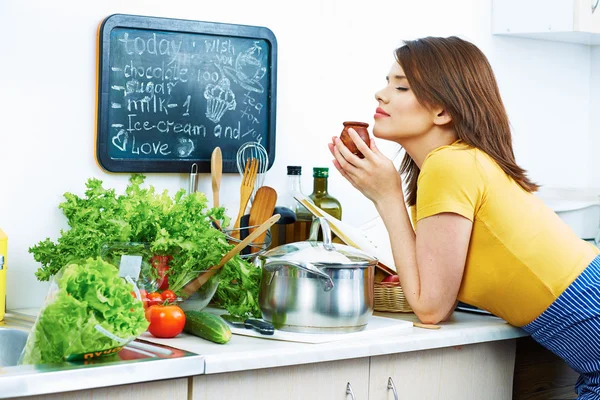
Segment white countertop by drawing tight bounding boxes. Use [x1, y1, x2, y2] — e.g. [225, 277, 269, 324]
[141, 310, 529, 374]
[3, 308, 528, 398]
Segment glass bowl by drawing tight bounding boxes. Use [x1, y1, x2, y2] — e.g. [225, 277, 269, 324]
[179, 274, 221, 311]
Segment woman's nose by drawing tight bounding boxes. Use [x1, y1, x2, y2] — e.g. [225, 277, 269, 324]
[375, 88, 387, 103]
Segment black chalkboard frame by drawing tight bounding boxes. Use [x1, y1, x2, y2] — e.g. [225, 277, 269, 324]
[96, 14, 277, 173]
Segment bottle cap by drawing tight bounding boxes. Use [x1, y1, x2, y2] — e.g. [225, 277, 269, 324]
[287, 166, 302, 175]
[313, 167, 329, 178]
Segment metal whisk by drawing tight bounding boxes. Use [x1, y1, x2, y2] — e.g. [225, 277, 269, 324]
[236, 141, 269, 204]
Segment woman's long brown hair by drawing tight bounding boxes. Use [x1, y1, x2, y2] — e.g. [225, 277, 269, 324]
[396, 36, 538, 206]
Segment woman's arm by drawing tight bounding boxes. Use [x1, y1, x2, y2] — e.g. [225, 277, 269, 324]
[329, 130, 471, 324]
[376, 201, 471, 323]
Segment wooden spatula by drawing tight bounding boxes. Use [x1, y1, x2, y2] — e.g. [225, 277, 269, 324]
[211, 147, 222, 208]
[248, 186, 277, 253]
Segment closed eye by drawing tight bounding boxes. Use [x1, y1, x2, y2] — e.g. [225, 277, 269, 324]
[395, 86, 409, 91]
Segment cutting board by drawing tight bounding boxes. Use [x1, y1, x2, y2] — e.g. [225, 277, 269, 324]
[140, 315, 413, 353]
[226, 315, 413, 343]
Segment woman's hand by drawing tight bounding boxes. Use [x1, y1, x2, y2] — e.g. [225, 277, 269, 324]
[328, 128, 402, 205]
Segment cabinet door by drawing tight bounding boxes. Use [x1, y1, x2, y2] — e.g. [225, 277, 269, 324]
[369, 340, 516, 400]
[22, 378, 188, 400]
[192, 358, 369, 400]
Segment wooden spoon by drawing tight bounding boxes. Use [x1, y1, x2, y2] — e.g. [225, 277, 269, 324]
[182, 213, 281, 297]
[248, 186, 277, 254]
[211, 147, 222, 208]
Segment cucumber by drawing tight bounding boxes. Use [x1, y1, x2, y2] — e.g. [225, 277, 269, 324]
[183, 311, 232, 344]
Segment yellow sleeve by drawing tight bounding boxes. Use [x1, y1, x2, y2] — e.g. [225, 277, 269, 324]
[415, 149, 486, 223]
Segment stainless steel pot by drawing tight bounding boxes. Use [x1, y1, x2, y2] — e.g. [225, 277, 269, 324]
[258, 218, 378, 333]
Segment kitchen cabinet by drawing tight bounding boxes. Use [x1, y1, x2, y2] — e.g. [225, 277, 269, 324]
[492, 0, 600, 45]
[21, 377, 188, 400]
[190, 357, 370, 400]
[368, 340, 516, 400]
[188, 340, 517, 400]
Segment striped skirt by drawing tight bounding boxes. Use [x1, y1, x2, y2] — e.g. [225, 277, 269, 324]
[523, 254, 600, 399]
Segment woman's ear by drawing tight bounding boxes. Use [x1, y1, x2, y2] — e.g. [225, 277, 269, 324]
[433, 109, 452, 126]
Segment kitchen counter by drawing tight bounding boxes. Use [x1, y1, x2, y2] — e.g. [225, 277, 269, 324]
[2, 309, 527, 399]
[141, 310, 528, 374]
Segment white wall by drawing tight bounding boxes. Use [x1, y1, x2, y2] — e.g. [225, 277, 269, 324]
[591, 46, 600, 185]
[0, 0, 596, 309]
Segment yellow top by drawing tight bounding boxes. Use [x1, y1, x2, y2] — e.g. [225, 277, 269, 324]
[413, 141, 599, 326]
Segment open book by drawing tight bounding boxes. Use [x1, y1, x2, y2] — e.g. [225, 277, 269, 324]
[293, 192, 397, 275]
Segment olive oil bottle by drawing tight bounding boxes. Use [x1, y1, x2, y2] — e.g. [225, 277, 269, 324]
[309, 167, 342, 221]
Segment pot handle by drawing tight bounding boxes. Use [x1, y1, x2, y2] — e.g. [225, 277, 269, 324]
[308, 217, 335, 251]
[263, 260, 335, 291]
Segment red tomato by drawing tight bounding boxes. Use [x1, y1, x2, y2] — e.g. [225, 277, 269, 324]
[147, 292, 163, 307]
[161, 290, 177, 303]
[382, 275, 400, 283]
[145, 304, 186, 338]
[152, 255, 172, 290]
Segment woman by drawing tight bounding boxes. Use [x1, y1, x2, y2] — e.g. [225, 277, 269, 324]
[328, 36, 600, 398]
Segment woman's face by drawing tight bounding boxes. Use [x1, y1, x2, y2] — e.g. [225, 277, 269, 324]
[373, 62, 434, 142]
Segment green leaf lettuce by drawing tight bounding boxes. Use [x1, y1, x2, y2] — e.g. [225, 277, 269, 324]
[20, 258, 149, 365]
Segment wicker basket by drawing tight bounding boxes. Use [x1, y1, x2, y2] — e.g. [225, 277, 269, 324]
[374, 281, 413, 312]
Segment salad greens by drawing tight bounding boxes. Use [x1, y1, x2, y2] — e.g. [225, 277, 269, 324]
[20, 258, 149, 364]
[29, 174, 262, 317]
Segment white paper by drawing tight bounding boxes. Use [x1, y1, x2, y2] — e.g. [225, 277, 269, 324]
[119, 255, 142, 279]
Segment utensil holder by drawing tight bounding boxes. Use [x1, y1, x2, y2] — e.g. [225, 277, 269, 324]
[222, 214, 272, 258]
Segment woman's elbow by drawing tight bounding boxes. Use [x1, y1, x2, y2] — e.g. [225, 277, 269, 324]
[414, 308, 451, 325]
[417, 313, 444, 325]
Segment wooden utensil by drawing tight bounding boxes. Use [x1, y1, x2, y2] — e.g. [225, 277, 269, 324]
[182, 213, 281, 297]
[231, 158, 258, 239]
[248, 186, 278, 253]
[413, 322, 441, 330]
[211, 147, 222, 208]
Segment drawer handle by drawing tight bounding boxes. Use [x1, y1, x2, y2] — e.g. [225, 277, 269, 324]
[346, 382, 356, 400]
[387, 377, 399, 400]
[593, 0, 599, 14]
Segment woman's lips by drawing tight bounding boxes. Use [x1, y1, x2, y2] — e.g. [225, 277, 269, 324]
[374, 108, 390, 118]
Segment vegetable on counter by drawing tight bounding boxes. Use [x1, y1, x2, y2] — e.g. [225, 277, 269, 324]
[29, 174, 263, 318]
[146, 303, 186, 338]
[160, 290, 177, 304]
[20, 258, 149, 365]
[183, 310, 232, 344]
[381, 274, 400, 283]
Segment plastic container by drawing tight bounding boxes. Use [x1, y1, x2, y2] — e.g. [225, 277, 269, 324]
[19, 257, 149, 365]
[100, 242, 222, 309]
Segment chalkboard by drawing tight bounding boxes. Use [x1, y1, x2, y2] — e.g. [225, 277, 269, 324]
[96, 14, 277, 173]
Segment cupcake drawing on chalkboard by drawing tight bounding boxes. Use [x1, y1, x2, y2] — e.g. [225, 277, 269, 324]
[204, 77, 237, 124]
[223, 42, 267, 94]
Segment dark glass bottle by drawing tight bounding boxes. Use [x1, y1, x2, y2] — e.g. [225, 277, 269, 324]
[273, 166, 312, 244]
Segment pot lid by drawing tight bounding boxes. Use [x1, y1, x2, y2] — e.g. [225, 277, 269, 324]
[260, 217, 378, 267]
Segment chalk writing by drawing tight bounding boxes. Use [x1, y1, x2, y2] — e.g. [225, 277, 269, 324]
[97, 15, 276, 172]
